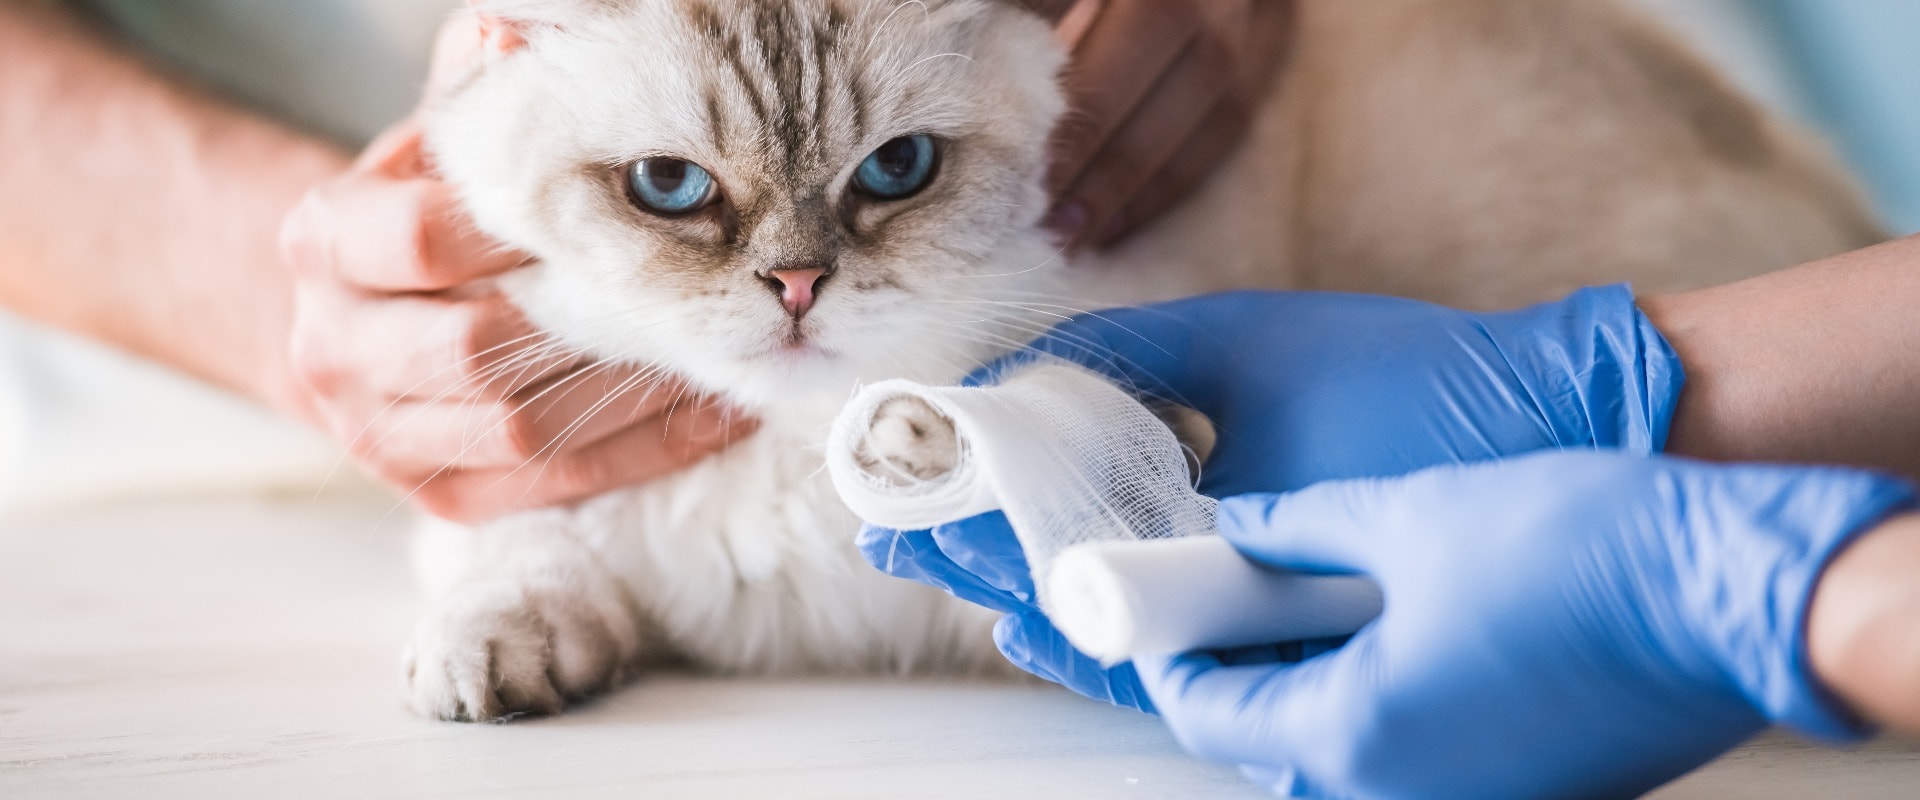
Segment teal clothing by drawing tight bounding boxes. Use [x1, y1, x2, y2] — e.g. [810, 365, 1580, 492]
[1760, 0, 1920, 234]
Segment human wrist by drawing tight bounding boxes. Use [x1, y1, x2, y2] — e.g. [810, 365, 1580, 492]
[194, 127, 346, 422]
[1808, 511, 1920, 734]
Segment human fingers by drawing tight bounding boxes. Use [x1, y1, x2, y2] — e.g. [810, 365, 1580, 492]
[999, 295, 1263, 414]
[1012, 0, 1080, 22]
[855, 522, 1035, 615]
[291, 283, 575, 402]
[1057, 20, 1235, 246]
[346, 364, 708, 473]
[996, 609, 1330, 714]
[994, 611, 1159, 713]
[1043, 0, 1202, 238]
[1136, 637, 1376, 771]
[930, 511, 1037, 604]
[1215, 483, 1402, 575]
[401, 402, 753, 523]
[1089, 92, 1246, 248]
[1079, 0, 1299, 247]
[281, 168, 529, 293]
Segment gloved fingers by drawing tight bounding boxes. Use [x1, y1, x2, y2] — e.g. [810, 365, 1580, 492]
[1020, 311, 1199, 401]
[1137, 635, 1376, 768]
[855, 525, 1033, 615]
[961, 318, 1229, 487]
[1216, 483, 1403, 574]
[995, 611, 1157, 714]
[930, 512, 1038, 604]
[1237, 764, 1312, 797]
[994, 611, 1325, 714]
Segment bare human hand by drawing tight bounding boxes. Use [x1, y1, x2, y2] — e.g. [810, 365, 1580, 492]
[278, 15, 752, 523]
[1024, 0, 1299, 250]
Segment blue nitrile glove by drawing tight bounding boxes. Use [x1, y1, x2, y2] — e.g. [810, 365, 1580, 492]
[859, 287, 1680, 710]
[1009, 286, 1680, 498]
[1137, 451, 1917, 800]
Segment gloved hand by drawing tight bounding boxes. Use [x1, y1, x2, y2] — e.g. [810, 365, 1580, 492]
[1010, 286, 1679, 498]
[859, 287, 1680, 710]
[1138, 451, 1916, 799]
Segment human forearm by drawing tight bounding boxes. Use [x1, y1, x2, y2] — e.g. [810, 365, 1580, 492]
[1645, 240, 1920, 731]
[1808, 512, 1920, 734]
[0, 1, 348, 413]
[1642, 234, 1920, 482]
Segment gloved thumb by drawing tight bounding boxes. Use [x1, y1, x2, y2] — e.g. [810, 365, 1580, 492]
[1216, 478, 1401, 574]
[1136, 632, 1382, 770]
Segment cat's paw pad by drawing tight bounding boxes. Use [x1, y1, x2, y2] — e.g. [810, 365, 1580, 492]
[855, 396, 961, 485]
[402, 572, 642, 723]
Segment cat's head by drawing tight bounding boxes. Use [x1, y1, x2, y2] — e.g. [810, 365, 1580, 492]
[426, 0, 1067, 407]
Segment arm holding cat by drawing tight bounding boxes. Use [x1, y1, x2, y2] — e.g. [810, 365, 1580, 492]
[279, 15, 747, 521]
[0, 0, 342, 414]
[0, 3, 741, 521]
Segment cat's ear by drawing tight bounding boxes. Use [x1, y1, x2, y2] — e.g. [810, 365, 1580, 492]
[467, 0, 605, 53]
[471, 7, 528, 54]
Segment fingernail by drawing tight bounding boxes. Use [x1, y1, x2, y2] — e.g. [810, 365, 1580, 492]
[1043, 202, 1089, 244]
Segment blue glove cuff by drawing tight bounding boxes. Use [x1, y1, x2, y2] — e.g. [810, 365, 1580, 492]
[1480, 284, 1685, 455]
[1718, 471, 1919, 740]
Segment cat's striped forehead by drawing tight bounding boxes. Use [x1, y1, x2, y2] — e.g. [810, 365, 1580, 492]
[669, 0, 997, 178]
[682, 1, 860, 171]
[493, 0, 1020, 186]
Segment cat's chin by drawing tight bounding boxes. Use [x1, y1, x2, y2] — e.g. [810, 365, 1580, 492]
[673, 348, 868, 410]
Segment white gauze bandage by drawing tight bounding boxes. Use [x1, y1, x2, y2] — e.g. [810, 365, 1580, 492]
[827, 362, 1382, 663]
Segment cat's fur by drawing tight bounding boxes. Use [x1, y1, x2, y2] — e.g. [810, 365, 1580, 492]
[406, 0, 1881, 721]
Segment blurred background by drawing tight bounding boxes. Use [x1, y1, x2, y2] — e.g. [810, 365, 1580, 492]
[0, 0, 1916, 515]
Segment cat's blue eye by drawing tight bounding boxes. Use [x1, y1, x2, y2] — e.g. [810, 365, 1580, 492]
[628, 157, 717, 216]
[853, 135, 939, 201]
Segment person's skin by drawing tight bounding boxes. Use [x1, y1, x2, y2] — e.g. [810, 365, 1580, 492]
[1647, 232, 1920, 484]
[0, 2, 747, 522]
[1643, 234, 1920, 727]
[1023, 0, 1297, 249]
[0, 0, 341, 410]
[1809, 512, 1920, 732]
[278, 18, 749, 521]
[0, 0, 1278, 522]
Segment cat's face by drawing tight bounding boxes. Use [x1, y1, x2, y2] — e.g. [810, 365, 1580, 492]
[428, 0, 1067, 406]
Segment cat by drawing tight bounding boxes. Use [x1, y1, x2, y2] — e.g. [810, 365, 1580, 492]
[404, 0, 1882, 721]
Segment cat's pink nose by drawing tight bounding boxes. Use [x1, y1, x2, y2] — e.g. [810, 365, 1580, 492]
[767, 266, 828, 318]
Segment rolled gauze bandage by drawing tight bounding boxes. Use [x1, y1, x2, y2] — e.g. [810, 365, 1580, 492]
[1049, 537, 1382, 662]
[828, 361, 1379, 662]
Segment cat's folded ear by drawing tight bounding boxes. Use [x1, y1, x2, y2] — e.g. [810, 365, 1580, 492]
[467, 0, 611, 53]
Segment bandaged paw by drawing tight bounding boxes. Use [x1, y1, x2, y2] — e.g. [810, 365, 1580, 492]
[828, 361, 1379, 663]
[852, 396, 962, 485]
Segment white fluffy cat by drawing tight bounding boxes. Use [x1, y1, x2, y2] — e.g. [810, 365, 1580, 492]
[405, 0, 1881, 721]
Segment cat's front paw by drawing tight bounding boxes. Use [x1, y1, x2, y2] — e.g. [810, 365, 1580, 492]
[403, 567, 645, 722]
[854, 396, 961, 484]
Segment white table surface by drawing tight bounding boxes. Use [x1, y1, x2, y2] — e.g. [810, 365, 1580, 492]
[4, 499, 1917, 798]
